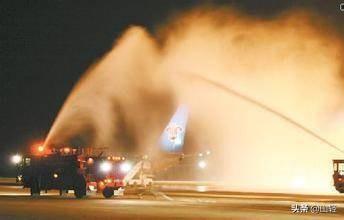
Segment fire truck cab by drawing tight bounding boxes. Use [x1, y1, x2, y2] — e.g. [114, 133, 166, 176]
[333, 159, 344, 193]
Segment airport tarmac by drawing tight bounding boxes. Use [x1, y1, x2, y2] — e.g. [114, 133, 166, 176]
[0, 182, 344, 219]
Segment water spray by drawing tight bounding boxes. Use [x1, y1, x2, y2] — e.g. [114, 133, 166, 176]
[182, 72, 344, 155]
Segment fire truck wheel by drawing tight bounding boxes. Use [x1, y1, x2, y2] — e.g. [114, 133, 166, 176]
[30, 177, 40, 196]
[102, 187, 114, 198]
[74, 174, 86, 199]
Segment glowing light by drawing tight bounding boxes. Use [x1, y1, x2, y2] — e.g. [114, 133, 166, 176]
[198, 160, 207, 169]
[120, 162, 132, 173]
[100, 161, 112, 172]
[198, 153, 203, 157]
[206, 150, 211, 155]
[196, 185, 207, 192]
[53, 173, 58, 179]
[87, 158, 94, 164]
[11, 154, 22, 164]
[291, 176, 305, 189]
[104, 178, 112, 183]
[38, 146, 44, 152]
[63, 147, 70, 154]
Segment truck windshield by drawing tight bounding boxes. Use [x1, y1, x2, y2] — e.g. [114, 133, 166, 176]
[339, 163, 344, 172]
[24, 158, 31, 166]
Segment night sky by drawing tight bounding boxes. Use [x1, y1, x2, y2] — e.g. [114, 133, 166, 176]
[1, 0, 343, 176]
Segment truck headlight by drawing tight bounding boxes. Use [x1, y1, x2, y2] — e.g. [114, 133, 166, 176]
[100, 161, 112, 172]
[120, 162, 132, 173]
[11, 154, 22, 164]
[198, 160, 207, 169]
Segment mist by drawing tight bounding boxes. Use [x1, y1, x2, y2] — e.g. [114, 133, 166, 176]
[45, 7, 344, 193]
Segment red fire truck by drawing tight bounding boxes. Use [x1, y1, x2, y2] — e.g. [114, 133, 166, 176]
[17, 145, 135, 198]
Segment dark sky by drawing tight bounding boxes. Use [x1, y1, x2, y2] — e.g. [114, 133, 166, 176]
[0, 0, 343, 176]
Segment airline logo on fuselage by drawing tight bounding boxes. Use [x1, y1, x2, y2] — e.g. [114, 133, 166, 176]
[166, 123, 183, 142]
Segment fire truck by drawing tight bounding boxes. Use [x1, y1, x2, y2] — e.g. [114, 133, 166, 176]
[333, 160, 344, 193]
[14, 105, 189, 198]
[18, 147, 86, 198]
[16, 145, 138, 198]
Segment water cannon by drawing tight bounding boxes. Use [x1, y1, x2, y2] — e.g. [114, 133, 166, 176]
[31, 143, 47, 156]
[38, 145, 44, 152]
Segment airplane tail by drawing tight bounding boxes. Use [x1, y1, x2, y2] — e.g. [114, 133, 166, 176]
[160, 105, 188, 152]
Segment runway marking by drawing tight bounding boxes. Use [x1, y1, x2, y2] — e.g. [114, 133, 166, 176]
[160, 193, 174, 201]
[151, 191, 174, 201]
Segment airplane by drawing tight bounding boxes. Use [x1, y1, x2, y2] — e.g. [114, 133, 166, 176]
[160, 104, 189, 153]
[117, 105, 191, 196]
